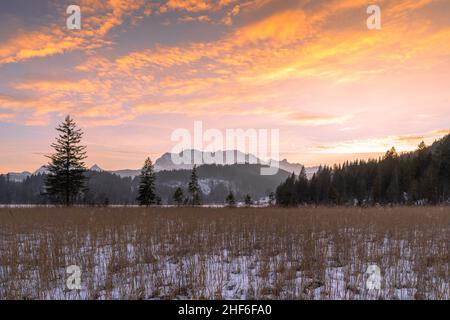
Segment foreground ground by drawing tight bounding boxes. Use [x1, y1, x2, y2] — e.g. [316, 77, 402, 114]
[0, 206, 448, 300]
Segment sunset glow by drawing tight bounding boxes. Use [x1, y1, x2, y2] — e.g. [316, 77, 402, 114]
[1, 0, 449, 172]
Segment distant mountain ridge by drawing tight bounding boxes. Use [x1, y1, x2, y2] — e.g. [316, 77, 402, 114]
[4, 149, 314, 181]
[153, 149, 310, 177]
[4, 171, 32, 183]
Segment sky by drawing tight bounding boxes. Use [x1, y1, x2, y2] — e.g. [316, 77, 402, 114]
[0, 0, 449, 172]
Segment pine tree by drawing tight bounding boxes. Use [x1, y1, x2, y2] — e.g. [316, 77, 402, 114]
[188, 165, 201, 205]
[45, 115, 87, 206]
[244, 194, 252, 207]
[173, 187, 184, 206]
[137, 157, 157, 206]
[296, 166, 309, 203]
[225, 190, 236, 207]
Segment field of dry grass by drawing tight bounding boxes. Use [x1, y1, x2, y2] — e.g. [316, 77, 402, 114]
[0, 206, 448, 300]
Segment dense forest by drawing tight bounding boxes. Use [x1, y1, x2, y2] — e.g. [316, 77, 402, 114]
[276, 134, 450, 206]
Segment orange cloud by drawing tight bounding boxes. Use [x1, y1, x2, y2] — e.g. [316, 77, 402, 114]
[4, 0, 450, 129]
[0, 28, 85, 64]
[0, 113, 15, 123]
[14, 79, 111, 94]
[160, 0, 239, 13]
[178, 15, 211, 23]
[0, 0, 151, 65]
[233, 10, 312, 45]
[0, 93, 73, 125]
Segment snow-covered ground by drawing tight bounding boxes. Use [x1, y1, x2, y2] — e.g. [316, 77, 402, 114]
[0, 207, 448, 300]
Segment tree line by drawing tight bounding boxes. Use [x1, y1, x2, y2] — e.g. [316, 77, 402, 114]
[276, 137, 450, 206]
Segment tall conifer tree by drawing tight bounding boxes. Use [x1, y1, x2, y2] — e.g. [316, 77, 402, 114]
[45, 116, 87, 206]
[137, 157, 157, 206]
[188, 165, 201, 205]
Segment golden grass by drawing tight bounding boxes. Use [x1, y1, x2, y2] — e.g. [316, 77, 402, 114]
[0, 206, 448, 300]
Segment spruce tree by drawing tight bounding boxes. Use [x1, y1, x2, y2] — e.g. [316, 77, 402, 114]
[244, 194, 253, 207]
[173, 187, 184, 206]
[296, 166, 309, 203]
[45, 115, 87, 206]
[225, 190, 236, 207]
[137, 157, 157, 206]
[188, 165, 201, 205]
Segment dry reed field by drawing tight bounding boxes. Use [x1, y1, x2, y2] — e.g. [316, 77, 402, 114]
[0, 206, 449, 300]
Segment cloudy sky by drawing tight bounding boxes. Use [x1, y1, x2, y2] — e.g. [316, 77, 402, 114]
[0, 0, 449, 172]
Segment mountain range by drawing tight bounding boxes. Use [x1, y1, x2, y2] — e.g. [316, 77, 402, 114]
[4, 149, 317, 182]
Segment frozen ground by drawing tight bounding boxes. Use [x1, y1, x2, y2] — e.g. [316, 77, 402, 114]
[0, 207, 448, 300]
